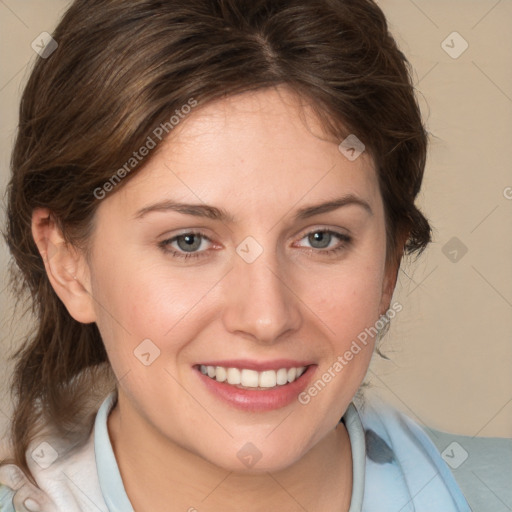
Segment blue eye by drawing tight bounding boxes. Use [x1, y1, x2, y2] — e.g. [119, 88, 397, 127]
[297, 229, 352, 256]
[159, 231, 212, 260]
[158, 228, 352, 261]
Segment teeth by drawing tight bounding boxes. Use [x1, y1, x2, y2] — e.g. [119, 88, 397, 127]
[241, 369, 259, 387]
[276, 368, 288, 385]
[227, 367, 241, 385]
[215, 366, 227, 382]
[199, 364, 307, 389]
[259, 370, 276, 388]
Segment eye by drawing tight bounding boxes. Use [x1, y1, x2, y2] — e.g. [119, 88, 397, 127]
[295, 229, 352, 256]
[159, 231, 212, 260]
[158, 228, 352, 261]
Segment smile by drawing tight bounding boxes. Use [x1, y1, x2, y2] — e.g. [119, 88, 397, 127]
[195, 361, 315, 411]
[199, 365, 307, 389]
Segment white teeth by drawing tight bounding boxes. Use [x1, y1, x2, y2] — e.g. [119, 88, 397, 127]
[287, 367, 297, 383]
[215, 366, 227, 382]
[199, 364, 307, 389]
[259, 370, 277, 388]
[241, 369, 259, 387]
[276, 368, 288, 385]
[227, 367, 241, 385]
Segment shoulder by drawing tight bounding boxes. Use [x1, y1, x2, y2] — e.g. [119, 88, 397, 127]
[355, 394, 472, 511]
[426, 426, 512, 511]
[0, 428, 108, 512]
[0, 463, 47, 512]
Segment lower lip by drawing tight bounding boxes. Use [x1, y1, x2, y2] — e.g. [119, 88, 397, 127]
[195, 366, 316, 412]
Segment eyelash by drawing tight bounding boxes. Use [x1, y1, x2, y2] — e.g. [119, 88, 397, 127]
[158, 229, 352, 261]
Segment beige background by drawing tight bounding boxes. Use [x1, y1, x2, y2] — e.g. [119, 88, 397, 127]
[0, 0, 510, 448]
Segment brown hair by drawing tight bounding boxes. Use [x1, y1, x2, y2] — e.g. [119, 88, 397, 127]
[3, 0, 431, 484]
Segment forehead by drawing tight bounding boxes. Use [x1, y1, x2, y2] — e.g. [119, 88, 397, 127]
[104, 87, 380, 218]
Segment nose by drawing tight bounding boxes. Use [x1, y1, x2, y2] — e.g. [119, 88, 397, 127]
[221, 243, 302, 345]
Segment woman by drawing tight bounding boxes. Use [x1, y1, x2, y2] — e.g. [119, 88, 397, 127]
[0, 0, 471, 510]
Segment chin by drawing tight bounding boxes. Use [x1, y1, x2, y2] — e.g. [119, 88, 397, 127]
[195, 434, 311, 475]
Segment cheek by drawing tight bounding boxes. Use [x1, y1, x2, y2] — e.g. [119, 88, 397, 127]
[90, 250, 187, 331]
[303, 259, 385, 339]
[296, 262, 384, 416]
[89, 252, 221, 368]
[121, 264, 225, 336]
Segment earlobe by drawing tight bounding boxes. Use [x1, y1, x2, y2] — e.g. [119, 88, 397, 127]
[31, 208, 96, 324]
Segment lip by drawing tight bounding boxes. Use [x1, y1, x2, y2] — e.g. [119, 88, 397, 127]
[194, 362, 317, 412]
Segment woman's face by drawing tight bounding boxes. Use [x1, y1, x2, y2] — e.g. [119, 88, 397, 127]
[85, 86, 395, 472]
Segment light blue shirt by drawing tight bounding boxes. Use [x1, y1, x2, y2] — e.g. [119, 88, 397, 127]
[0, 391, 471, 511]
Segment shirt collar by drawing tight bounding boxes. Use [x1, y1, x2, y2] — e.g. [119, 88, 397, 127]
[343, 402, 366, 512]
[94, 391, 134, 512]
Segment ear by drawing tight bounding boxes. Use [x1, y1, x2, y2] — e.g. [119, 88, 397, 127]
[31, 208, 96, 324]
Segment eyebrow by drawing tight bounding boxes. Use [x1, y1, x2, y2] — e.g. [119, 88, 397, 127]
[134, 194, 373, 223]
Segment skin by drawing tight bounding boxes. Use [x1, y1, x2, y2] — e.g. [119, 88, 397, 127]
[32, 85, 398, 512]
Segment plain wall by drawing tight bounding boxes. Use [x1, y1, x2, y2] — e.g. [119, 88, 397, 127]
[0, 0, 510, 446]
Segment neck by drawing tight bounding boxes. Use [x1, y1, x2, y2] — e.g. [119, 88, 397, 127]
[107, 394, 353, 512]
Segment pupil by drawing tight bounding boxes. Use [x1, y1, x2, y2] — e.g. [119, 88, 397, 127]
[310, 231, 330, 249]
[178, 234, 200, 252]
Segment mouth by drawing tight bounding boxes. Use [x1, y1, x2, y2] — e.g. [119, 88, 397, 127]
[193, 360, 316, 411]
[197, 364, 307, 390]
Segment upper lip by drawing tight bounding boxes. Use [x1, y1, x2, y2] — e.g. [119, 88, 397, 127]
[195, 359, 315, 371]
